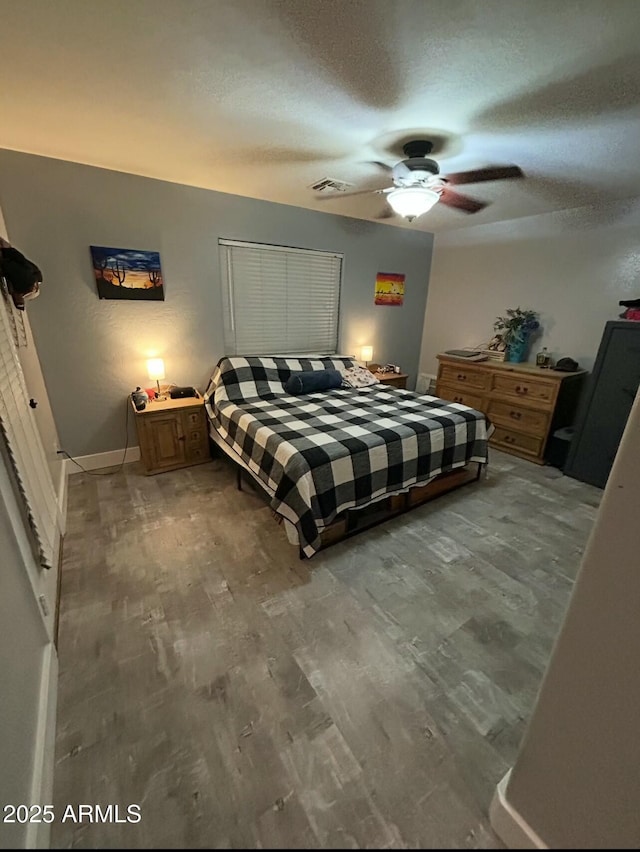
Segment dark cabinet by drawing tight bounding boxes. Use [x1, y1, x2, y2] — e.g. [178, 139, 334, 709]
[565, 321, 640, 488]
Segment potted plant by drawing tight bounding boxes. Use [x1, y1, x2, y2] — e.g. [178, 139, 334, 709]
[494, 308, 540, 363]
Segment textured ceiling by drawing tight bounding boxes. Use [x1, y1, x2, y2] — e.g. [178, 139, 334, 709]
[1, 0, 640, 232]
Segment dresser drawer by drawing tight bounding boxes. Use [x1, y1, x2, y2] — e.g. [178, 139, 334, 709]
[490, 426, 543, 457]
[492, 373, 555, 405]
[439, 364, 490, 391]
[487, 400, 549, 437]
[436, 383, 485, 411]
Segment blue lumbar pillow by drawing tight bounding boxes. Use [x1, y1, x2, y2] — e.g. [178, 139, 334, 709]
[285, 369, 343, 395]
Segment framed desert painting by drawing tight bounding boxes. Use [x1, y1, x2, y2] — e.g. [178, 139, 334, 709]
[374, 272, 405, 306]
[90, 246, 164, 300]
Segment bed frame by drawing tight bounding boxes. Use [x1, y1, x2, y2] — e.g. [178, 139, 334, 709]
[235, 459, 484, 558]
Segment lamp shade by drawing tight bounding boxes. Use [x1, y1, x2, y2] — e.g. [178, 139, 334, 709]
[360, 345, 373, 363]
[387, 187, 440, 220]
[146, 358, 165, 381]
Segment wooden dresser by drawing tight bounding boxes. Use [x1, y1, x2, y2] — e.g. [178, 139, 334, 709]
[436, 355, 586, 464]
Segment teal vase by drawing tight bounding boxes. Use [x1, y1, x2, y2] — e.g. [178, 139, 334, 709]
[506, 335, 529, 363]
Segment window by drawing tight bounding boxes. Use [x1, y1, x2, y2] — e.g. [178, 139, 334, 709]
[219, 240, 342, 355]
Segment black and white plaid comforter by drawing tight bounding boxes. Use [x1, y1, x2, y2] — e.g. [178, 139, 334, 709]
[205, 356, 490, 556]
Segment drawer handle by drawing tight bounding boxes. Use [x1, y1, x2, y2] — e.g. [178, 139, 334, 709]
[504, 435, 516, 444]
[510, 410, 522, 420]
[457, 373, 467, 381]
[515, 385, 528, 394]
[454, 396, 462, 403]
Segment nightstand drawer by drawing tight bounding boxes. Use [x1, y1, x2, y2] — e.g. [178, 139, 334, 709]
[187, 428, 205, 445]
[186, 409, 205, 428]
[487, 400, 549, 436]
[439, 364, 490, 390]
[492, 373, 555, 405]
[188, 445, 207, 462]
[436, 383, 484, 411]
[491, 426, 543, 457]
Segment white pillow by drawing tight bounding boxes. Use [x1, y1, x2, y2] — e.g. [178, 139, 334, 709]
[340, 366, 380, 388]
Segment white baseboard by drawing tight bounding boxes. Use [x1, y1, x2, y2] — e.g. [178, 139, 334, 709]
[26, 642, 58, 849]
[489, 770, 548, 849]
[67, 446, 140, 473]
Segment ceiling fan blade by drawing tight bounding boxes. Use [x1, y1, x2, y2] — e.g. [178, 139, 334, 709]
[445, 165, 524, 185]
[367, 160, 394, 173]
[439, 187, 488, 214]
[314, 186, 392, 201]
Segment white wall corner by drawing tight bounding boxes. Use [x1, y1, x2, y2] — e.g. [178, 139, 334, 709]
[416, 372, 436, 394]
[66, 446, 140, 474]
[489, 770, 548, 850]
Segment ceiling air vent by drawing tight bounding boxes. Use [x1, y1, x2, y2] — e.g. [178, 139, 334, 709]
[309, 177, 354, 193]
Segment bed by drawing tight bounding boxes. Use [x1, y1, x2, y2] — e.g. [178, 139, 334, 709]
[204, 355, 491, 557]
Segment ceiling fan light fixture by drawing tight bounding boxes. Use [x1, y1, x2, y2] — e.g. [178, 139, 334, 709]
[386, 186, 440, 220]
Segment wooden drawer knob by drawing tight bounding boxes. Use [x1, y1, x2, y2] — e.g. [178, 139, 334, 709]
[457, 373, 467, 381]
[510, 410, 522, 419]
[515, 385, 528, 394]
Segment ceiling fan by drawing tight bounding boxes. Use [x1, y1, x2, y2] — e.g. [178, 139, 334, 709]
[317, 140, 524, 221]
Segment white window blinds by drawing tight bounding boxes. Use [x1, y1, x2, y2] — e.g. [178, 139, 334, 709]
[0, 288, 57, 569]
[220, 240, 342, 355]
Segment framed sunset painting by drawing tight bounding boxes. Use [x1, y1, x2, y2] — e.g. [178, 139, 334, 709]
[90, 246, 165, 300]
[374, 272, 405, 306]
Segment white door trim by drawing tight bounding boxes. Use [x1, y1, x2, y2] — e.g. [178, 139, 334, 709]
[489, 770, 548, 849]
[26, 642, 58, 849]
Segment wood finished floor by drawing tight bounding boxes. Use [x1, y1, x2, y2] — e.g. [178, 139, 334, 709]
[52, 450, 601, 849]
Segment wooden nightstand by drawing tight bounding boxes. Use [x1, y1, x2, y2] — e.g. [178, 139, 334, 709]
[373, 371, 408, 389]
[132, 393, 210, 475]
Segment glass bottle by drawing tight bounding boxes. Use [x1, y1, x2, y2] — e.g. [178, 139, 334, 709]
[536, 346, 551, 368]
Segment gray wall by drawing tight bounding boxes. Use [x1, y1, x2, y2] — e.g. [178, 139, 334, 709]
[0, 150, 433, 457]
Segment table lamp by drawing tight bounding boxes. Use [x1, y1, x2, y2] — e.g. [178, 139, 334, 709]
[360, 345, 373, 367]
[147, 357, 165, 398]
